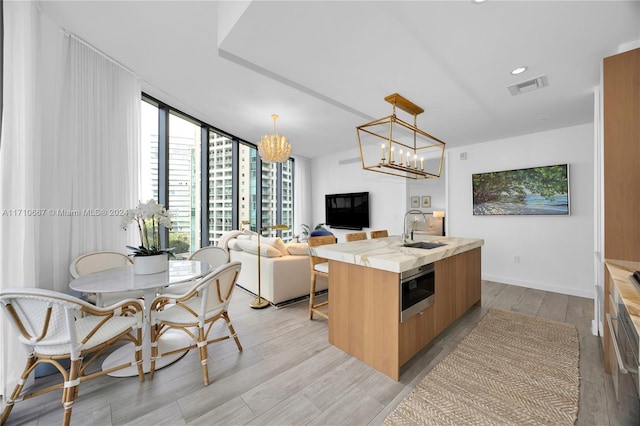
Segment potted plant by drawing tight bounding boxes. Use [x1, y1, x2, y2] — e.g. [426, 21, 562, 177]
[121, 199, 173, 274]
[300, 223, 331, 241]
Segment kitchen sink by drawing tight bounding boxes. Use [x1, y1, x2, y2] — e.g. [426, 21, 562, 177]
[403, 241, 447, 250]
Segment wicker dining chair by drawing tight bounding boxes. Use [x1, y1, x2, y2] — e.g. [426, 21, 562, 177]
[307, 235, 336, 320]
[149, 261, 243, 386]
[70, 251, 142, 306]
[0, 288, 144, 426]
[370, 230, 389, 239]
[162, 246, 230, 295]
[189, 246, 229, 266]
[345, 232, 367, 242]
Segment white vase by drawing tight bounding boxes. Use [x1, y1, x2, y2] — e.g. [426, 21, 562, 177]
[133, 253, 168, 275]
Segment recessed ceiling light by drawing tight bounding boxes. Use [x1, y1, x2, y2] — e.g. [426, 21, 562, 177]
[472, 0, 487, 3]
[510, 66, 528, 75]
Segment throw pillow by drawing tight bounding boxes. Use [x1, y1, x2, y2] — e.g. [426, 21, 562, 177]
[227, 239, 242, 251]
[217, 230, 243, 249]
[286, 242, 309, 256]
[250, 235, 288, 256]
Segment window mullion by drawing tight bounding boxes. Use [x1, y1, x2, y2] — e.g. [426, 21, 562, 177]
[158, 104, 169, 249]
[200, 125, 209, 247]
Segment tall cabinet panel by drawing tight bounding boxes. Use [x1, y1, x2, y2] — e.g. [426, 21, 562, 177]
[604, 47, 640, 261]
[603, 47, 640, 374]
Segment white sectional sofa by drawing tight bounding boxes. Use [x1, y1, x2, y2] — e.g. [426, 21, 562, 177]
[219, 230, 328, 306]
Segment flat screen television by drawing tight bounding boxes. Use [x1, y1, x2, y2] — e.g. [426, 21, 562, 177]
[325, 192, 370, 230]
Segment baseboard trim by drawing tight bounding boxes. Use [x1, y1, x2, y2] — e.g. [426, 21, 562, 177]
[482, 274, 595, 299]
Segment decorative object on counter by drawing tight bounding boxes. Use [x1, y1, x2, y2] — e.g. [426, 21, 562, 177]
[370, 230, 389, 239]
[121, 199, 173, 275]
[433, 210, 445, 236]
[421, 195, 431, 208]
[307, 235, 336, 320]
[251, 224, 290, 309]
[472, 164, 569, 215]
[257, 114, 291, 163]
[345, 232, 367, 242]
[384, 308, 579, 425]
[356, 93, 445, 180]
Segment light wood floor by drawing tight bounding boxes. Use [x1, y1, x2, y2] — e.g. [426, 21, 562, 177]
[3, 281, 635, 425]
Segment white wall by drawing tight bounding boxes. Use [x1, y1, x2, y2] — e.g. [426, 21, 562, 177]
[292, 154, 313, 238]
[408, 157, 447, 214]
[447, 123, 595, 298]
[310, 147, 410, 242]
[310, 123, 594, 299]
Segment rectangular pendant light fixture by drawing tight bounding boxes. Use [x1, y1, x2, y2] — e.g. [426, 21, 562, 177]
[356, 93, 446, 180]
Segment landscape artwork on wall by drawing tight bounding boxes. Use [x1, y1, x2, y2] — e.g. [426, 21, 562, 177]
[472, 164, 569, 215]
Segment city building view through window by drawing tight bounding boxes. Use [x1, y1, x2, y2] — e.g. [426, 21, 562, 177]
[141, 97, 294, 257]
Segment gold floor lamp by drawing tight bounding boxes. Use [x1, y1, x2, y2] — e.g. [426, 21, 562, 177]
[250, 224, 290, 309]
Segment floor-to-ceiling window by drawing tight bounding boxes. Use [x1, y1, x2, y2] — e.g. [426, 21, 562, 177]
[140, 99, 159, 202]
[261, 161, 278, 231]
[238, 142, 257, 232]
[141, 95, 295, 250]
[168, 112, 201, 256]
[208, 130, 233, 243]
[259, 158, 294, 240]
[281, 159, 294, 241]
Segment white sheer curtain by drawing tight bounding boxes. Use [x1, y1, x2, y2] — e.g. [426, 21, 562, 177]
[292, 155, 312, 238]
[0, 1, 140, 401]
[49, 33, 141, 285]
[0, 0, 43, 402]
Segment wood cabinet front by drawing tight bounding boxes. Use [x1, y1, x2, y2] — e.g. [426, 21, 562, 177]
[328, 261, 400, 379]
[603, 48, 640, 372]
[399, 304, 434, 366]
[434, 247, 482, 335]
[328, 247, 482, 380]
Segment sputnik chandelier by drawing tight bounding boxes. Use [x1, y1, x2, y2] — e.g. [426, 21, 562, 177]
[356, 93, 445, 180]
[258, 114, 292, 163]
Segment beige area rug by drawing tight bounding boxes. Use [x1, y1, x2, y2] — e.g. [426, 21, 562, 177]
[384, 308, 580, 425]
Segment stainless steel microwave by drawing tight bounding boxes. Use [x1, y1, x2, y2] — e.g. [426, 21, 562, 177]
[400, 263, 435, 323]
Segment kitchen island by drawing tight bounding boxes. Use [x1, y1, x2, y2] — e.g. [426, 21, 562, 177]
[313, 235, 483, 380]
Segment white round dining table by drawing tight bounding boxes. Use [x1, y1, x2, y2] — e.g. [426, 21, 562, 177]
[69, 260, 212, 377]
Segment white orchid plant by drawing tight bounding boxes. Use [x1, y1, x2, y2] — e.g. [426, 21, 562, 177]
[121, 199, 173, 256]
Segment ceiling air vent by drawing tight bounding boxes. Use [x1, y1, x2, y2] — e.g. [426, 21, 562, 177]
[338, 157, 361, 166]
[507, 75, 548, 96]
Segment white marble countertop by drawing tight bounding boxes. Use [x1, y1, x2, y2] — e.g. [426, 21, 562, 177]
[312, 235, 484, 273]
[605, 259, 640, 336]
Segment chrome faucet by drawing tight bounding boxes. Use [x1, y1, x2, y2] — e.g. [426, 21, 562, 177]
[403, 209, 427, 243]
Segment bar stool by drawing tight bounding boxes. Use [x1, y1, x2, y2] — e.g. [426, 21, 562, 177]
[370, 230, 389, 239]
[308, 235, 336, 320]
[345, 232, 367, 242]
